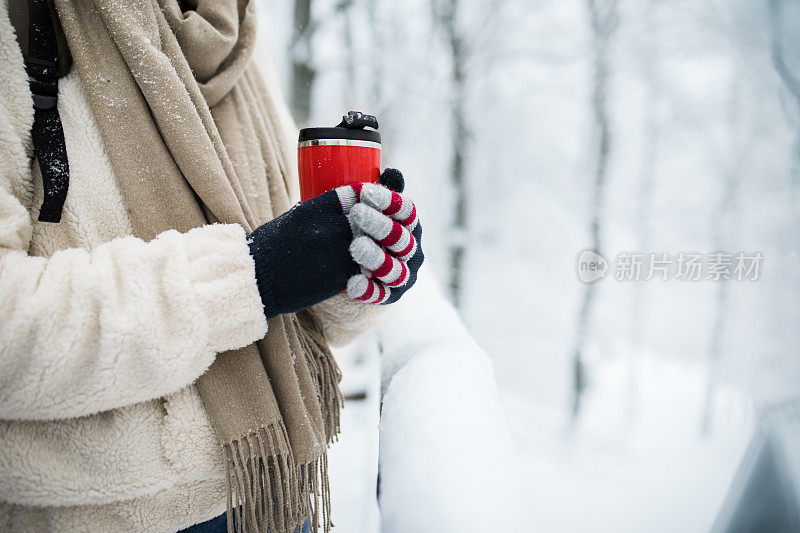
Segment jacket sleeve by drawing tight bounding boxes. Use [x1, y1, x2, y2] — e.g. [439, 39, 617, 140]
[0, 56, 267, 422]
[0, 222, 268, 422]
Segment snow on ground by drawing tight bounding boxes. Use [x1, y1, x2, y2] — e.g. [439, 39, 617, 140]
[511, 356, 752, 533]
[327, 338, 381, 533]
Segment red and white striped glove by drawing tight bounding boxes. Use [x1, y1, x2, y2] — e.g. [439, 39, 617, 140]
[338, 170, 423, 305]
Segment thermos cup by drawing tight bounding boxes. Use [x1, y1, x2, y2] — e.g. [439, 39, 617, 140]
[298, 112, 381, 201]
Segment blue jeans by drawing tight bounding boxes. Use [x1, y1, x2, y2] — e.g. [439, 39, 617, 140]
[179, 513, 310, 533]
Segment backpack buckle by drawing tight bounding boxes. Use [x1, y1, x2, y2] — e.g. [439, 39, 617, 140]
[29, 80, 57, 110]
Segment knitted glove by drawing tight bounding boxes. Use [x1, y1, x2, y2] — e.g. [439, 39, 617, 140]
[247, 169, 423, 317]
[345, 171, 424, 305]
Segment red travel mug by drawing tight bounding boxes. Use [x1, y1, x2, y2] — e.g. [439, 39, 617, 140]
[298, 115, 381, 201]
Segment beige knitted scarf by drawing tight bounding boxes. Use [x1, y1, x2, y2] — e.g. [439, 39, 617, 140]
[52, 1, 341, 531]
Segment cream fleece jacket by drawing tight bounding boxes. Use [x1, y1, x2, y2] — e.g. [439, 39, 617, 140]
[0, 3, 382, 531]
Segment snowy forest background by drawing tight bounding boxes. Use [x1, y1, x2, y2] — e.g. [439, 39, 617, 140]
[257, 0, 800, 531]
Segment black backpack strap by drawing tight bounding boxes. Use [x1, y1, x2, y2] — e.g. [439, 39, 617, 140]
[24, 0, 70, 223]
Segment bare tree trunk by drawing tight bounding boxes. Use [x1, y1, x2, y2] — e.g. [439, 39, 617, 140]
[339, 0, 357, 106]
[700, 0, 800, 435]
[769, 0, 800, 120]
[571, 0, 618, 420]
[628, 0, 660, 425]
[434, 0, 469, 308]
[367, 1, 383, 109]
[702, 279, 729, 434]
[364, 2, 401, 167]
[701, 73, 743, 435]
[769, 0, 800, 214]
[291, 0, 315, 125]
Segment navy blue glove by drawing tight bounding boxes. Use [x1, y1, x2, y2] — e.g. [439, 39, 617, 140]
[248, 169, 423, 317]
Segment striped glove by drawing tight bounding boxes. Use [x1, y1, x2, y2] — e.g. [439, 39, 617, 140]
[343, 171, 423, 304]
[247, 169, 423, 318]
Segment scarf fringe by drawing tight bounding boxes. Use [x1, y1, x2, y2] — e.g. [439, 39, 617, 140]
[223, 421, 333, 533]
[298, 451, 332, 532]
[297, 317, 344, 444]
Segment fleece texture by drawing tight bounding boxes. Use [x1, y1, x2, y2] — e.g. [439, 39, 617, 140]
[0, 3, 383, 531]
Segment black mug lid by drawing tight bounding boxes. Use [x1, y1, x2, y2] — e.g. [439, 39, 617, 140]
[298, 111, 380, 144]
[298, 127, 381, 143]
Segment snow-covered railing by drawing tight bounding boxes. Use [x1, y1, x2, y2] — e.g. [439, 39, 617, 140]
[375, 273, 524, 533]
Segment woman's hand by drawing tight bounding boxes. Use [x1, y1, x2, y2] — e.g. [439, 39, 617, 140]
[345, 170, 424, 304]
[247, 169, 423, 317]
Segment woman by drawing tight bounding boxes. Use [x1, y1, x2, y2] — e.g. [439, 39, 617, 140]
[0, 0, 423, 531]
